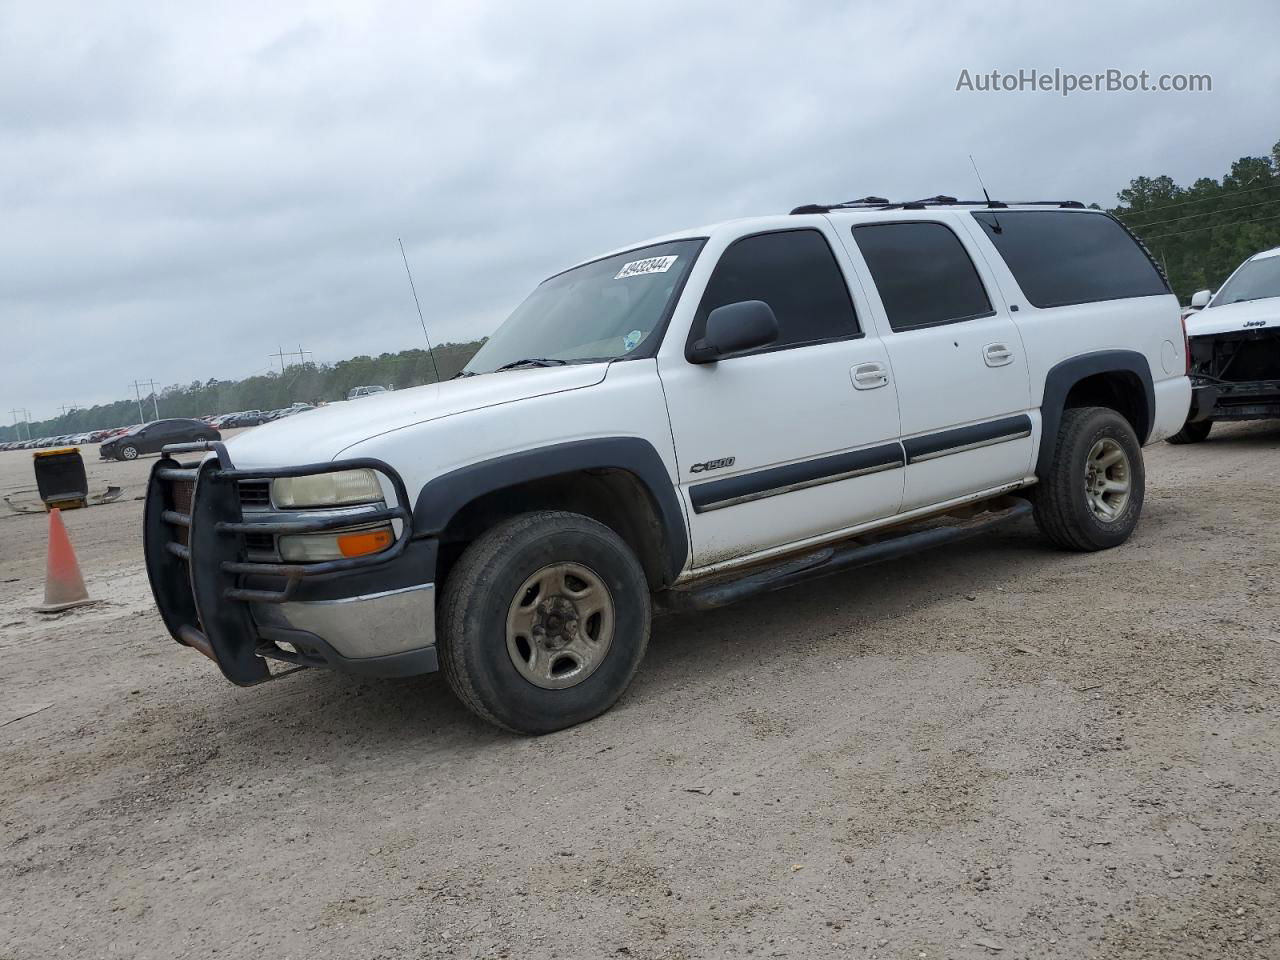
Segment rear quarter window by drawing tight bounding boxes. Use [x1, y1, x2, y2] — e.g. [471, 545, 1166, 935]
[971, 210, 1169, 309]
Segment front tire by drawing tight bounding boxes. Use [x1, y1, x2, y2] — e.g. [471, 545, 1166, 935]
[119, 444, 139, 461]
[1165, 419, 1212, 445]
[439, 511, 651, 735]
[1034, 406, 1145, 551]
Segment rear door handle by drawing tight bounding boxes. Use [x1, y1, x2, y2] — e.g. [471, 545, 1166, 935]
[984, 343, 1014, 367]
[851, 362, 890, 390]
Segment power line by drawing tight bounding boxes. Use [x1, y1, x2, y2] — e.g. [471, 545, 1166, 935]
[1143, 210, 1280, 243]
[1115, 181, 1280, 218]
[1121, 195, 1280, 230]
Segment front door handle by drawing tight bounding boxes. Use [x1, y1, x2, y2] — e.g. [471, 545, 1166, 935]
[851, 362, 890, 390]
[984, 343, 1014, 367]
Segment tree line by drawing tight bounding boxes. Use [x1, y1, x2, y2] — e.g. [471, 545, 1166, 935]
[1113, 138, 1280, 300]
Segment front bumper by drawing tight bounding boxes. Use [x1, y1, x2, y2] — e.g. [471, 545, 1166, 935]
[1189, 379, 1280, 422]
[143, 441, 438, 685]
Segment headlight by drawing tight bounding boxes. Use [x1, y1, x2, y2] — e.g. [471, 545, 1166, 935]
[272, 469, 383, 509]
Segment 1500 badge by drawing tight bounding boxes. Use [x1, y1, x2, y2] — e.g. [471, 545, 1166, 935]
[691, 457, 735, 474]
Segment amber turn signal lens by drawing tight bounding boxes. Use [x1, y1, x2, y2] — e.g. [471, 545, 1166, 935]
[336, 529, 393, 558]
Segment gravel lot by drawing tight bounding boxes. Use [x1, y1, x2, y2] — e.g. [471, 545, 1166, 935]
[1, 424, 1277, 960]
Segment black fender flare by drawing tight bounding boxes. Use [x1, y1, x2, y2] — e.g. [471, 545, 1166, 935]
[1036, 349, 1155, 476]
[413, 437, 690, 584]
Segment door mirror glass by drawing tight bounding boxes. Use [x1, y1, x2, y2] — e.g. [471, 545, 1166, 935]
[688, 300, 779, 363]
[1190, 289, 1212, 308]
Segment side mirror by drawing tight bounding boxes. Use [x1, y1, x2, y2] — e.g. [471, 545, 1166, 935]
[1190, 289, 1212, 309]
[687, 300, 779, 364]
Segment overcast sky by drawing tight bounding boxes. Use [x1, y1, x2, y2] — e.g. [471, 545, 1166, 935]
[3, 0, 1278, 421]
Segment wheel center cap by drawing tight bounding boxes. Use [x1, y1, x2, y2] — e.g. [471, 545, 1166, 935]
[534, 596, 579, 648]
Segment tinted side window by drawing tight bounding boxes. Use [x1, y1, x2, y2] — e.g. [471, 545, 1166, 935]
[853, 222, 994, 332]
[971, 210, 1169, 308]
[694, 229, 859, 352]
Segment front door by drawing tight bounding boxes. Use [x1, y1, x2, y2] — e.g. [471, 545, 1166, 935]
[658, 225, 904, 569]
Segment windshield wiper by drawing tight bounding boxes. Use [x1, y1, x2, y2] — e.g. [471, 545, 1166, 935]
[494, 358, 570, 372]
[450, 370, 478, 379]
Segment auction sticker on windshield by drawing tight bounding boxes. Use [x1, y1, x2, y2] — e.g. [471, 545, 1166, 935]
[615, 255, 678, 279]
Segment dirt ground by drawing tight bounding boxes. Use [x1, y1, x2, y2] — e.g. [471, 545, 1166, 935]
[1, 423, 1277, 960]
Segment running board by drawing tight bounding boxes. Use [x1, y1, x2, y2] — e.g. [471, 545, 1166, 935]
[657, 498, 1033, 614]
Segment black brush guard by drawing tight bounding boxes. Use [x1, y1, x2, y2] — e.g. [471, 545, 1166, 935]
[143, 441, 413, 685]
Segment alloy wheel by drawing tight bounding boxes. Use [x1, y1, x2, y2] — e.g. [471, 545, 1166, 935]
[1084, 437, 1131, 521]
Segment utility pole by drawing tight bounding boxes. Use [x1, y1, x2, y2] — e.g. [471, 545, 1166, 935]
[270, 346, 311, 372]
[131, 381, 145, 423]
[143, 379, 161, 419]
[130, 380, 160, 422]
[10, 407, 32, 441]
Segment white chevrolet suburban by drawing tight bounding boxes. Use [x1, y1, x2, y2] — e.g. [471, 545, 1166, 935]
[144, 197, 1191, 734]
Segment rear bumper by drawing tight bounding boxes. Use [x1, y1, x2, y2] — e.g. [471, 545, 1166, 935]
[143, 442, 438, 685]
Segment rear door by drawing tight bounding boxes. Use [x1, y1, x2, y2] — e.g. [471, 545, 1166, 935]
[844, 218, 1033, 511]
[657, 224, 903, 568]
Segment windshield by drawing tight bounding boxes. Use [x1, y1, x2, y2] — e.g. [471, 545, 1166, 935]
[1213, 254, 1280, 306]
[463, 239, 702, 375]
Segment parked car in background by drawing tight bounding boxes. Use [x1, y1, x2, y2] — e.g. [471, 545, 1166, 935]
[100, 418, 220, 461]
[1170, 245, 1280, 443]
[347, 385, 390, 400]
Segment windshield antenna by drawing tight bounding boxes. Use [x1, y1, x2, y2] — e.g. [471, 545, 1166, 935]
[969, 154, 1002, 233]
[398, 238, 443, 384]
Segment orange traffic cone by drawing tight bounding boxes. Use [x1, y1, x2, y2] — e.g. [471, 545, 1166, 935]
[36, 508, 96, 613]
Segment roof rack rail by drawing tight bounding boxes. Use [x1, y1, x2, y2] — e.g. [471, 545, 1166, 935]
[790, 197, 1086, 214]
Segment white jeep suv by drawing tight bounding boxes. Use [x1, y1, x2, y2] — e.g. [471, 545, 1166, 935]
[1168, 244, 1280, 443]
[144, 197, 1191, 733]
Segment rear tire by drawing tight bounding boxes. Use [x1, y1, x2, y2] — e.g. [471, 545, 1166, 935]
[439, 511, 651, 735]
[1034, 406, 1145, 551]
[1165, 419, 1212, 444]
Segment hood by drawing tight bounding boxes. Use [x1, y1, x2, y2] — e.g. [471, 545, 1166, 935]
[224, 363, 609, 468]
[1186, 296, 1280, 337]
